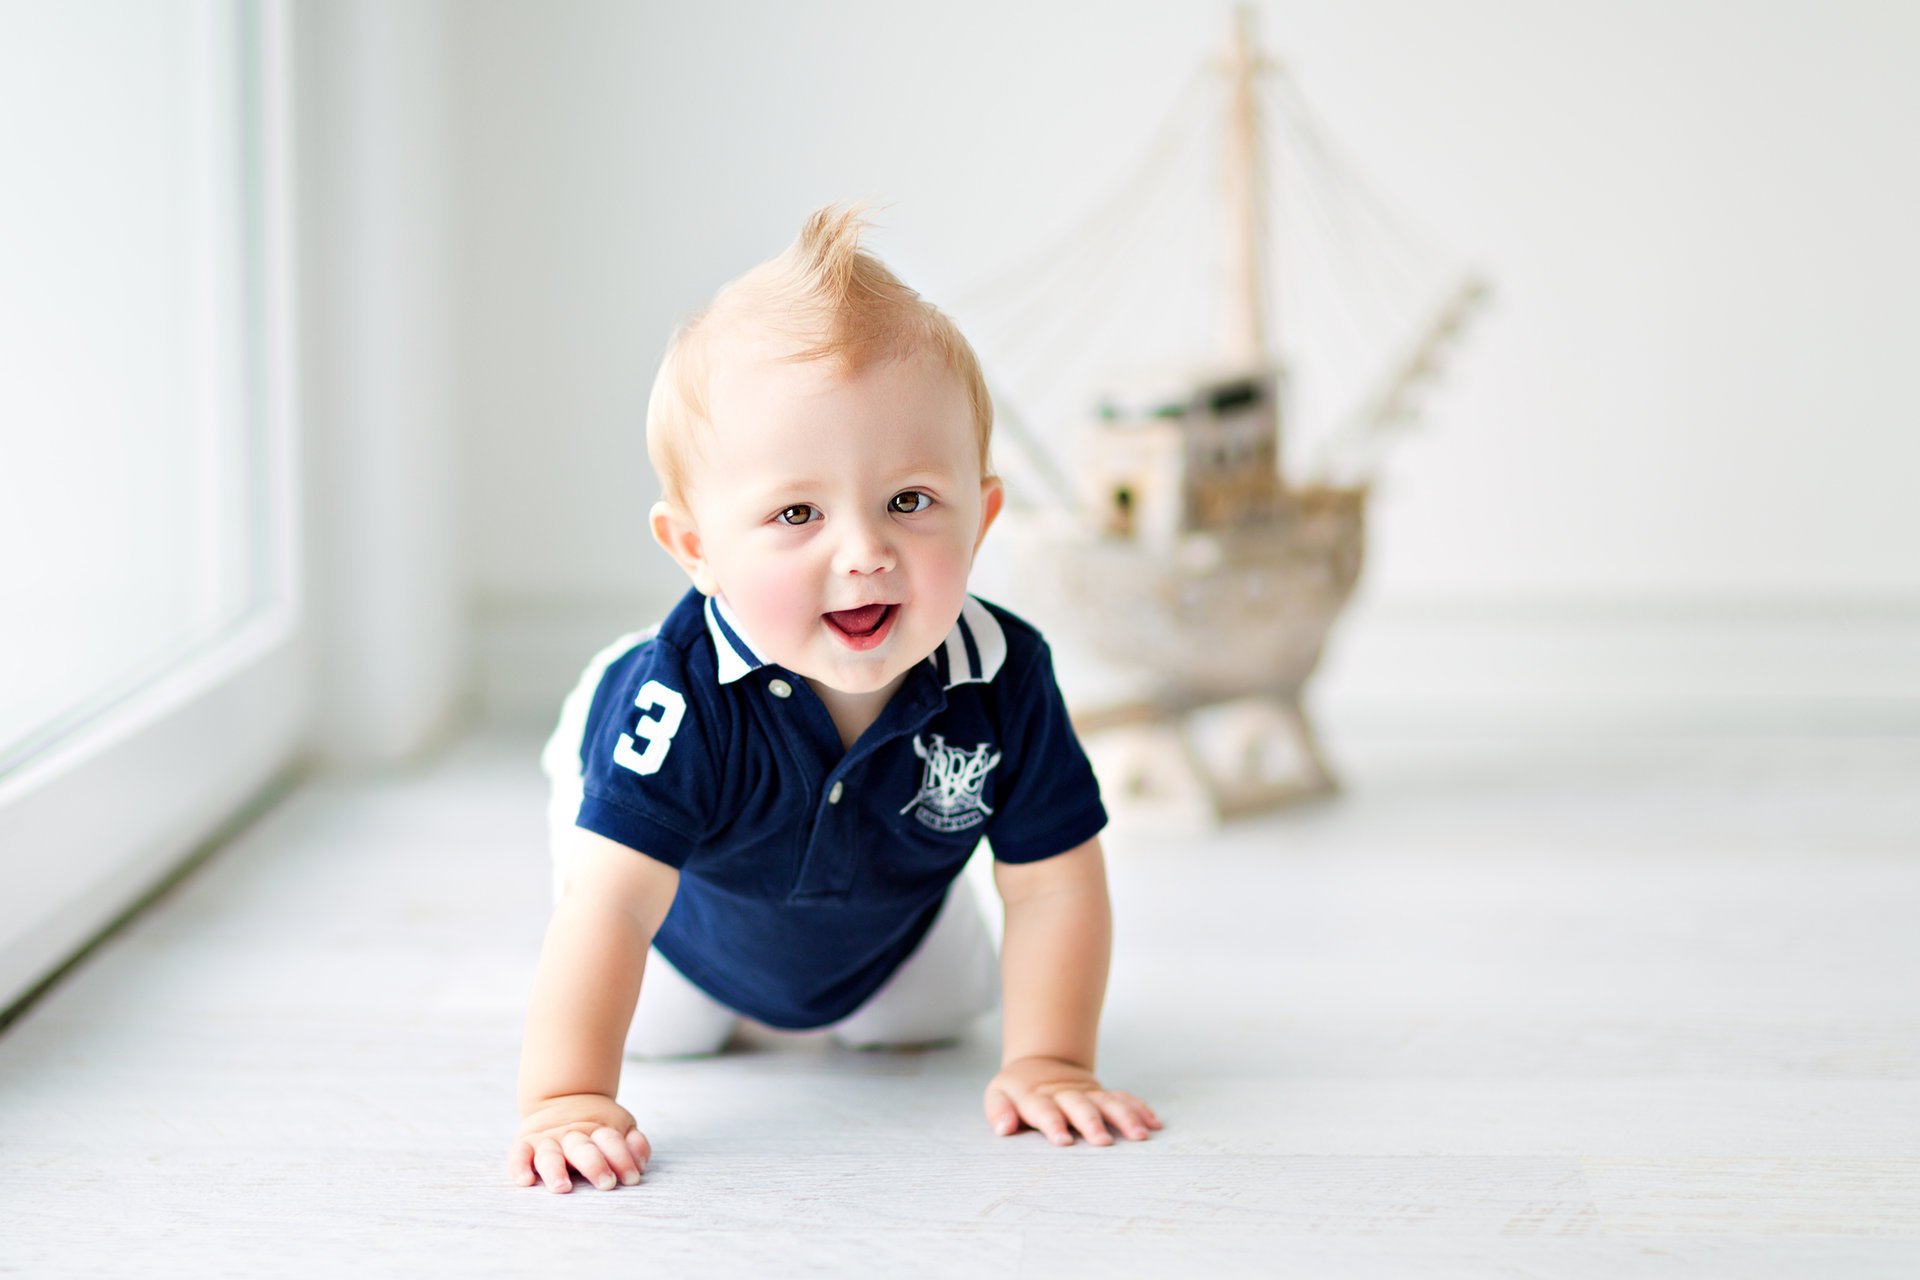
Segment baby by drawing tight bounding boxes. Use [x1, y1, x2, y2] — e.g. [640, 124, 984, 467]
[507, 205, 1161, 1193]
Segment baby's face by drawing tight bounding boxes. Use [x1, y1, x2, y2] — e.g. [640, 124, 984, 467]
[661, 343, 1000, 698]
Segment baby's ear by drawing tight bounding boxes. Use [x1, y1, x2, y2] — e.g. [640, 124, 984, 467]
[650, 500, 718, 595]
[973, 475, 1005, 554]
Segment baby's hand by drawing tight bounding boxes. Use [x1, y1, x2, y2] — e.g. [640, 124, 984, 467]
[983, 1056, 1163, 1147]
[508, 1093, 651, 1193]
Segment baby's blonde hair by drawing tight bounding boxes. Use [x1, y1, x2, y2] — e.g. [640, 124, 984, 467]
[645, 203, 994, 503]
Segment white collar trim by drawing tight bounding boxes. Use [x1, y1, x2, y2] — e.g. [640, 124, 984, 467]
[708, 593, 1007, 690]
[704, 594, 766, 683]
[929, 596, 1008, 689]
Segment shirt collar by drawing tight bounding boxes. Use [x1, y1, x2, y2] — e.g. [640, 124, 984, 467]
[928, 596, 1008, 689]
[704, 594, 766, 683]
[705, 592, 1008, 690]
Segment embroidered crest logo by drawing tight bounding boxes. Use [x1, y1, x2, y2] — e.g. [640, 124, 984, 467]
[900, 733, 1002, 833]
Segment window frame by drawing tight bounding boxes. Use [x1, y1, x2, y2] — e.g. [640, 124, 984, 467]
[0, 0, 308, 1020]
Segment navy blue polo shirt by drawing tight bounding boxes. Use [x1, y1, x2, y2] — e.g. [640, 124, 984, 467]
[562, 587, 1107, 1030]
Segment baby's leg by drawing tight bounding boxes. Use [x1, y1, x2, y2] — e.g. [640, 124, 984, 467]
[625, 947, 741, 1059]
[544, 770, 738, 1059]
[828, 877, 1000, 1051]
[549, 848, 738, 1057]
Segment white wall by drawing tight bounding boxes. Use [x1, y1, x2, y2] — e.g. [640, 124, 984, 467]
[298, 0, 471, 769]
[447, 0, 1920, 732]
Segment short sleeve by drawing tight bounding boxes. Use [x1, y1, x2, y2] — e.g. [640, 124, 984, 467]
[985, 636, 1108, 863]
[571, 638, 720, 868]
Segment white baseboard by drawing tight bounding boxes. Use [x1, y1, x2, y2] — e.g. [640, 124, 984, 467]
[475, 591, 1920, 737]
[1305, 595, 1920, 735]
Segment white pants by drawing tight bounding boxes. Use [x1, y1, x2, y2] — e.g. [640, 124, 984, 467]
[606, 878, 1001, 1058]
[544, 723, 1000, 1058]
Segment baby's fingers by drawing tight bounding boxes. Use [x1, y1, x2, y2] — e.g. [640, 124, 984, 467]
[986, 1084, 1069, 1143]
[1094, 1092, 1157, 1141]
[1112, 1092, 1163, 1130]
[984, 1087, 1021, 1137]
[561, 1130, 624, 1191]
[506, 1138, 537, 1186]
[532, 1137, 574, 1193]
[625, 1128, 652, 1175]
[587, 1125, 647, 1187]
[1054, 1090, 1114, 1146]
[1015, 1093, 1075, 1146]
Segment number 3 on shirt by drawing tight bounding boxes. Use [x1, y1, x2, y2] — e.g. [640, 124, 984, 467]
[615, 679, 686, 776]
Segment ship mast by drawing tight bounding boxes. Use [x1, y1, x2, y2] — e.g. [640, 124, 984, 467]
[1221, 4, 1269, 368]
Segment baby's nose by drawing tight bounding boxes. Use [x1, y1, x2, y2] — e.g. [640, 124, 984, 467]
[835, 520, 896, 575]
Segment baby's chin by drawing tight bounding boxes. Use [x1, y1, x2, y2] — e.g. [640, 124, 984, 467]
[797, 651, 918, 697]
[765, 602, 964, 696]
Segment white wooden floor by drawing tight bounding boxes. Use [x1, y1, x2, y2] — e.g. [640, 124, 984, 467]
[2, 725, 1917, 1277]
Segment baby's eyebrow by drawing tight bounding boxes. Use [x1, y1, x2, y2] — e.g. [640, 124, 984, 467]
[889, 460, 957, 481]
[736, 475, 838, 504]
[748, 465, 956, 499]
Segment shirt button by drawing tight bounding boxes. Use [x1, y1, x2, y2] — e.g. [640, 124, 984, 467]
[767, 678, 792, 699]
[827, 781, 844, 805]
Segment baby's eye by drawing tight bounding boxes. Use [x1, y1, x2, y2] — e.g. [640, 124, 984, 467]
[889, 491, 932, 515]
[776, 504, 818, 526]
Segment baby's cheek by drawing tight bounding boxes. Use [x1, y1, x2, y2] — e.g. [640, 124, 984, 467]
[920, 541, 977, 603]
[726, 560, 818, 646]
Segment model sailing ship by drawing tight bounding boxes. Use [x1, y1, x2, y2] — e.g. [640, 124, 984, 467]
[964, 6, 1488, 818]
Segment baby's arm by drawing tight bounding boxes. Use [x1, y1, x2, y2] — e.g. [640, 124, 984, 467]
[508, 827, 680, 1193]
[985, 835, 1162, 1146]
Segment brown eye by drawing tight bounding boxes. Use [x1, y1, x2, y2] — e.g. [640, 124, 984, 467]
[777, 504, 818, 526]
[889, 491, 931, 515]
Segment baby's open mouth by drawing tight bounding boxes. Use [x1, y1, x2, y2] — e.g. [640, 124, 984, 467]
[823, 603, 893, 638]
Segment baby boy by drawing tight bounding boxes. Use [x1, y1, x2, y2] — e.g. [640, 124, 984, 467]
[507, 205, 1161, 1193]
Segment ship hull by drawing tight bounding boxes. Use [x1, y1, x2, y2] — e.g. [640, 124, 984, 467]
[1046, 486, 1367, 705]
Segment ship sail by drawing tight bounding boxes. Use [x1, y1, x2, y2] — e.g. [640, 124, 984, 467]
[953, 5, 1487, 501]
[949, 5, 1489, 818]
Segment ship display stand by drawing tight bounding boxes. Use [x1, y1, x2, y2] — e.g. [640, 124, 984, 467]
[957, 6, 1487, 820]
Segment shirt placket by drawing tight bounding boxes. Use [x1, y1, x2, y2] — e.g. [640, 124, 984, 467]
[771, 666, 945, 905]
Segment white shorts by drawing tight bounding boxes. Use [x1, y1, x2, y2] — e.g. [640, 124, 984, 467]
[542, 689, 1001, 1058]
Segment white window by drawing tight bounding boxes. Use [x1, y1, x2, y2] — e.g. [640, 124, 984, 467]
[0, 1, 305, 1016]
